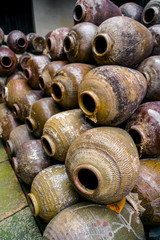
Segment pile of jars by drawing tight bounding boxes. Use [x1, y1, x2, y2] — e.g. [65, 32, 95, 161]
[0, 0, 160, 239]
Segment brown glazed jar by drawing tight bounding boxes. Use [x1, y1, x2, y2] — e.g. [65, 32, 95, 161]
[120, 2, 143, 22]
[125, 101, 160, 158]
[63, 22, 98, 63]
[7, 30, 28, 54]
[78, 65, 147, 126]
[24, 55, 51, 89]
[42, 202, 145, 240]
[46, 27, 70, 60]
[73, 0, 122, 26]
[18, 53, 32, 71]
[92, 16, 153, 67]
[0, 47, 18, 76]
[0, 113, 21, 142]
[141, 0, 160, 27]
[27, 165, 80, 222]
[137, 55, 160, 101]
[0, 28, 5, 45]
[6, 124, 35, 157]
[50, 63, 95, 109]
[26, 33, 46, 54]
[12, 90, 45, 123]
[39, 61, 68, 95]
[132, 158, 160, 226]
[4, 78, 31, 110]
[148, 24, 160, 55]
[65, 127, 140, 204]
[41, 109, 93, 162]
[25, 97, 62, 138]
[12, 139, 53, 185]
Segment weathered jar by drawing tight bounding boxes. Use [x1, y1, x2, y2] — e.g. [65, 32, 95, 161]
[25, 97, 62, 138]
[0, 47, 18, 76]
[65, 127, 140, 204]
[120, 2, 143, 22]
[41, 109, 93, 162]
[63, 22, 98, 63]
[78, 65, 147, 125]
[125, 101, 160, 158]
[46, 27, 70, 60]
[18, 53, 32, 71]
[39, 61, 68, 95]
[141, 0, 160, 27]
[148, 24, 160, 55]
[50, 63, 95, 109]
[13, 139, 53, 185]
[27, 33, 46, 54]
[7, 30, 28, 54]
[27, 165, 80, 222]
[42, 202, 145, 240]
[24, 55, 51, 89]
[73, 0, 122, 26]
[92, 16, 153, 67]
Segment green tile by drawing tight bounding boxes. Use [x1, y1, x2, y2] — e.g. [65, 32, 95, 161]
[0, 207, 42, 240]
[0, 139, 8, 163]
[0, 161, 27, 221]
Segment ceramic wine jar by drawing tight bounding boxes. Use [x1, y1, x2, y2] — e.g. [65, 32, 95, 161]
[148, 24, 160, 55]
[13, 139, 53, 185]
[25, 97, 62, 138]
[12, 90, 45, 123]
[6, 124, 35, 157]
[65, 127, 140, 204]
[7, 30, 28, 54]
[0, 47, 18, 76]
[141, 0, 160, 27]
[120, 2, 143, 22]
[73, 0, 122, 26]
[26, 33, 46, 54]
[125, 101, 160, 158]
[46, 27, 70, 60]
[4, 78, 31, 110]
[27, 165, 80, 222]
[137, 55, 160, 100]
[18, 53, 32, 71]
[24, 55, 51, 89]
[131, 158, 160, 226]
[63, 22, 98, 63]
[42, 202, 145, 240]
[39, 61, 68, 95]
[50, 63, 95, 109]
[78, 65, 147, 125]
[0, 113, 21, 142]
[92, 16, 153, 67]
[41, 109, 93, 162]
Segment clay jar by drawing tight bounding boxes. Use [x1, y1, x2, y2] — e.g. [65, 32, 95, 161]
[39, 61, 68, 95]
[41, 109, 93, 162]
[24, 55, 51, 89]
[120, 2, 143, 22]
[92, 16, 153, 67]
[65, 127, 140, 204]
[43, 202, 145, 240]
[50, 63, 95, 109]
[132, 158, 160, 226]
[27, 165, 80, 222]
[13, 139, 53, 185]
[73, 0, 122, 26]
[141, 0, 160, 27]
[46, 27, 70, 60]
[26, 33, 46, 54]
[0, 113, 21, 142]
[125, 101, 160, 158]
[78, 65, 147, 126]
[137, 55, 160, 101]
[25, 97, 62, 138]
[6, 124, 35, 157]
[0, 47, 18, 76]
[148, 24, 160, 55]
[7, 30, 28, 54]
[63, 22, 98, 63]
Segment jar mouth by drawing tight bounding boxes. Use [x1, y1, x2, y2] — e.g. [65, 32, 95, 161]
[25, 117, 37, 132]
[63, 35, 74, 53]
[16, 37, 26, 48]
[27, 193, 39, 217]
[24, 68, 32, 80]
[33, 36, 45, 52]
[79, 91, 99, 116]
[73, 165, 101, 195]
[73, 4, 86, 23]
[41, 134, 56, 157]
[46, 37, 54, 52]
[6, 139, 13, 155]
[92, 33, 111, 56]
[1, 56, 12, 68]
[143, 7, 158, 24]
[50, 82, 65, 102]
[39, 75, 46, 90]
[12, 104, 20, 117]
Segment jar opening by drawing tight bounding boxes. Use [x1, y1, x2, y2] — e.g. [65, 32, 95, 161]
[64, 36, 72, 52]
[79, 93, 96, 115]
[46, 38, 52, 52]
[24, 68, 31, 79]
[17, 38, 26, 48]
[39, 76, 45, 90]
[25, 118, 34, 132]
[78, 169, 98, 190]
[51, 83, 63, 101]
[1, 56, 12, 68]
[41, 135, 56, 157]
[143, 8, 155, 24]
[73, 5, 85, 22]
[94, 36, 108, 55]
